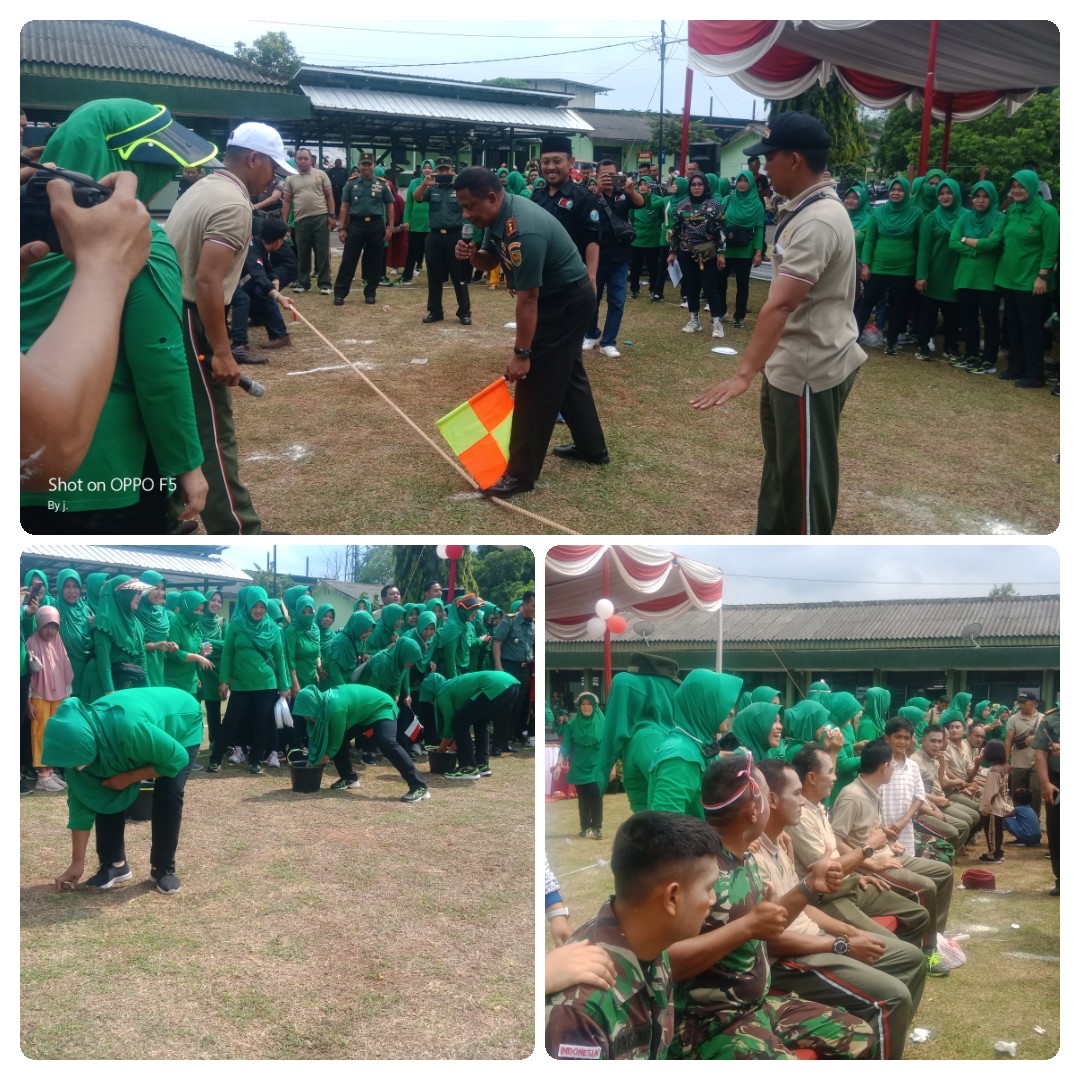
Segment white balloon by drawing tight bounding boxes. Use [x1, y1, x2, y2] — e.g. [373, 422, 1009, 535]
[436, 544, 448, 559]
[586, 617, 606, 637]
[595, 598, 615, 620]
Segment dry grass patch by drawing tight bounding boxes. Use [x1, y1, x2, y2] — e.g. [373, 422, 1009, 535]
[21, 747, 534, 1060]
[221, 270, 1057, 535]
[546, 792, 1058, 1059]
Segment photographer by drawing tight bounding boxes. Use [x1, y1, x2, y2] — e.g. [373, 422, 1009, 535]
[20, 99, 210, 533]
[411, 156, 471, 326]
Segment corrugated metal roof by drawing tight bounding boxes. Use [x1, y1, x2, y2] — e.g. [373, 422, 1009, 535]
[22, 544, 253, 582]
[302, 85, 592, 133]
[21, 20, 285, 86]
[549, 595, 1060, 646]
[317, 580, 386, 602]
[578, 110, 652, 142]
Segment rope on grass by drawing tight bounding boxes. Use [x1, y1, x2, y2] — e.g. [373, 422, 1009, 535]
[291, 307, 578, 536]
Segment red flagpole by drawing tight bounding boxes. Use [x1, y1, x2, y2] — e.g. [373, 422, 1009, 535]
[603, 550, 612, 697]
[918, 20, 940, 176]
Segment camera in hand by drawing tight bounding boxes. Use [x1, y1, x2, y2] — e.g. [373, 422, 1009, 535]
[21, 161, 113, 251]
[433, 173, 453, 186]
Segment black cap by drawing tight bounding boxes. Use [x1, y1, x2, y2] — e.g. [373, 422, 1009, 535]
[435, 156, 453, 168]
[743, 112, 832, 157]
[540, 134, 573, 155]
[1016, 691, 1036, 702]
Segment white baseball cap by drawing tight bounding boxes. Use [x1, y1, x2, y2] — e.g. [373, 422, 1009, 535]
[227, 122, 296, 175]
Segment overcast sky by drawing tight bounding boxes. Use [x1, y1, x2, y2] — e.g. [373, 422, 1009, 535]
[137, 16, 763, 118]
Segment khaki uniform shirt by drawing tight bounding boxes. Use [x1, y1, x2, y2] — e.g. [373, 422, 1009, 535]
[831, 777, 891, 857]
[943, 740, 972, 782]
[1007, 710, 1043, 769]
[754, 833, 822, 937]
[283, 168, 332, 221]
[765, 180, 866, 395]
[911, 748, 945, 797]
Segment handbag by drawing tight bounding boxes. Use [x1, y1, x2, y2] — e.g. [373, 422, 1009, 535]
[725, 223, 754, 248]
[596, 194, 636, 248]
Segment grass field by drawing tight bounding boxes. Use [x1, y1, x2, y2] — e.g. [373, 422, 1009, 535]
[546, 791, 1059, 1060]
[223, 263, 1058, 535]
[20, 745, 534, 1060]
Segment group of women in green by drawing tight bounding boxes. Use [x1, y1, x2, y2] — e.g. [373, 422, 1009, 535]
[849, 166, 1058, 389]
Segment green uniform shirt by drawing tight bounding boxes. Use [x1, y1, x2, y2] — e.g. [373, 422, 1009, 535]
[493, 613, 533, 663]
[284, 624, 321, 688]
[434, 670, 519, 738]
[308, 684, 397, 759]
[631, 194, 667, 249]
[424, 181, 465, 230]
[860, 214, 920, 276]
[647, 755, 706, 819]
[1031, 712, 1060, 775]
[219, 620, 288, 692]
[163, 611, 205, 695]
[916, 213, 961, 302]
[993, 201, 1060, 291]
[949, 214, 1004, 291]
[404, 176, 431, 232]
[343, 175, 394, 222]
[481, 192, 587, 292]
[93, 626, 147, 694]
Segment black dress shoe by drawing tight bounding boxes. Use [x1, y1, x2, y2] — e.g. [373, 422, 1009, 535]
[552, 444, 610, 465]
[231, 345, 269, 365]
[481, 471, 534, 498]
[1015, 378, 1046, 388]
[333, 297, 344, 306]
[365, 296, 376, 305]
[459, 315, 472, 325]
[997, 370, 1022, 380]
[422, 314, 444, 323]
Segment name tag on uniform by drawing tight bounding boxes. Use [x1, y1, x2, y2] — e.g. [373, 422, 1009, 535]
[558, 198, 573, 209]
[557, 1045, 602, 1060]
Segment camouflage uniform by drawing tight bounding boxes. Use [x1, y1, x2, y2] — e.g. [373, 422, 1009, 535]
[668, 844, 875, 1060]
[546, 899, 674, 1060]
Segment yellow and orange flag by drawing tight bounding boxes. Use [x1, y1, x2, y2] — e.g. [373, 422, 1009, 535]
[435, 378, 514, 489]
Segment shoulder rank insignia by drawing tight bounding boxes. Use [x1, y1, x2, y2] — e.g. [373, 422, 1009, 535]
[505, 216, 518, 237]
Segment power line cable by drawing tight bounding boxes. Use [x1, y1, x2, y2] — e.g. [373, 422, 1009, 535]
[254, 20, 648, 39]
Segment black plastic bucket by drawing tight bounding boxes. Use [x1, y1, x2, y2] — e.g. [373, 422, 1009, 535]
[125, 781, 155, 821]
[428, 750, 457, 775]
[290, 761, 324, 793]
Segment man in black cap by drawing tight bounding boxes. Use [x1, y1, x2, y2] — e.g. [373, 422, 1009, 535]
[333, 153, 395, 306]
[411, 157, 472, 325]
[453, 167, 608, 498]
[690, 112, 865, 535]
[530, 135, 600, 288]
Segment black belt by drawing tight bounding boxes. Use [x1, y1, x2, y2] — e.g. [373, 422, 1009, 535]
[436, 227, 461, 235]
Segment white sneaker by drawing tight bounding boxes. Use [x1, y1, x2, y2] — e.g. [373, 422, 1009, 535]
[712, 318, 725, 339]
[680, 300, 689, 308]
[682, 315, 702, 333]
[229, 747, 246, 765]
[266, 751, 281, 769]
[582, 337, 599, 350]
[319, 287, 331, 295]
[704, 303, 711, 312]
[526, 736, 536, 747]
[599, 345, 621, 358]
[36, 773, 66, 792]
[292, 286, 308, 293]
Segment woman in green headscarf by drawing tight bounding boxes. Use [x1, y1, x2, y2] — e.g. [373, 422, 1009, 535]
[949, 180, 1004, 371]
[825, 692, 865, 802]
[211, 585, 288, 774]
[324, 611, 375, 686]
[505, 169, 531, 199]
[914, 177, 964, 361]
[937, 692, 971, 745]
[196, 589, 228, 749]
[750, 684, 782, 705]
[431, 594, 484, 677]
[558, 692, 610, 838]
[913, 168, 948, 214]
[425, 597, 447, 626]
[354, 596, 372, 614]
[404, 609, 440, 740]
[855, 176, 923, 354]
[56, 569, 96, 701]
[316, 603, 337, 672]
[779, 699, 837, 763]
[93, 575, 153, 693]
[857, 687, 892, 742]
[402, 159, 433, 283]
[629, 176, 667, 300]
[163, 591, 215, 696]
[731, 702, 784, 761]
[470, 603, 500, 670]
[982, 704, 1010, 743]
[19, 99, 206, 532]
[21, 569, 54, 641]
[719, 169, 766, 327]
[808, 679, 832, 705]
[359, 636, 423, 706]
[282, 585, 313, 622]
[993, 168, 1059, 386]
[843, 182, 872, 253]
[367, 602, 406, 654]
[133, 571, 178, 687]
[648, 669, 743, 819]
[43, 686, 204, 893]
[266, 599, 287, 629]
[84, 573, 108, 616]
[165, 591, 182, 617]
[284, 595, 322, 696]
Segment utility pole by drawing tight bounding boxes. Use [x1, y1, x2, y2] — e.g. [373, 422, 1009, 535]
[658, 21, 666, 172]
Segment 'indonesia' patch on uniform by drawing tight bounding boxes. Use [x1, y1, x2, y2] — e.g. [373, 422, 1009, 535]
[558, 1045, 602, 1059]
[558, 198, 573, 209]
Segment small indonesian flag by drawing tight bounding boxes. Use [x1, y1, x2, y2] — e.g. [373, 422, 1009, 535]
[404, 718, 423, 742]
[435, 378, 514, 489]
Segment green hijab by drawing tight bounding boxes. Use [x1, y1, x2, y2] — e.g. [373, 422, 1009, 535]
[653, 670, 744, 768]
[56, 569, 93, 657]
[906, 696, 932, 713]
[826, 692, 862, 727]
[567, 692, 605, 748]
[875, 176, 923, 237]
[23, 568, 54, 609]
[292, 595, 319, 646]
[367, 603, 405, 652]
[971, 700, 992, 724]
[731, 702, 783, 761]
[735, 691, 753, 714]
[672, 176, 689, 199]
[958, 180, 1001, 238]
[425, 598, 447, 623]
[861, 687, 892, 739]
[751, 685, 781, 704]
[283, 585, 313, 621]
[326, 611, 375, 671]
[929, 176, 964, 234]
[405, 610, 438, 662]
[505, 170, 527, 194]
[844, 182, 871, 234]
[354, 596, 371, 613]
[781, 700, 831, 752]
[95, 575, 145, 660]
[233, 585, 280, 654]
[316, 603, 337, 650]
[724, 169, 766, 228]
[199, 590, 225, 640]
[165, 590, 182, 615]
[940, 692, 971, 726]
[898, 706, 926, 728]
[176, 590, 207, 626]
[84, 573, 108, 614]
[808, 680, 831, 705]
[916, 168, 948, 212]
[420, 671, 447, 703]
[266, 599, 286, 628]
[292, 684, 334, 763]
[134, 570, 171, 639]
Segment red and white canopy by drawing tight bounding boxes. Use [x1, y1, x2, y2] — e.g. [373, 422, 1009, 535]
[546, 545, 724, 641]
[687, 20, 1058, 121]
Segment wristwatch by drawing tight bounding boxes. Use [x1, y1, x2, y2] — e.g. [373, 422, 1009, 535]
[797, 877, 821, 905]
[513, 347, 533, 359]
[862, 844, 875, 859]
[832, 935, 850, 955]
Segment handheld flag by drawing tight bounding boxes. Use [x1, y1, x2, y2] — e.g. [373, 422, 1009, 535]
[435, 378, 514, 489]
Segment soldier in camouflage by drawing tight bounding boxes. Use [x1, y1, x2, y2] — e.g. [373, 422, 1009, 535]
[667, 753, 876, 1059]
[545, 811, 721, 1059]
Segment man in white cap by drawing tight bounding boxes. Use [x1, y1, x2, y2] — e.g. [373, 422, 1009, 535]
[165, 122, 296, 534]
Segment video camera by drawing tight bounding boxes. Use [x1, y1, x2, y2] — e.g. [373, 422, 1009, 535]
[21, 159, 113, 252]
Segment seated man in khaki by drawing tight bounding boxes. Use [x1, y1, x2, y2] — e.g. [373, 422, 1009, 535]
[831, 737, 954, 968]
[788, 744, 930, 950]
[756, 759, 926, 1059]
[942, 717, 986, 811]
[910, 724, 979, 852]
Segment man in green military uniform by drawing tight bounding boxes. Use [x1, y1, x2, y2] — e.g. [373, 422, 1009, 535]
[411, 157, 472, 325]
[1032, 707, 1060, 896]
[491, 590, 534, 751]
[453, 166, 608, 498]
[546, 811, 722, 1060]
[334, 154, 395, 306]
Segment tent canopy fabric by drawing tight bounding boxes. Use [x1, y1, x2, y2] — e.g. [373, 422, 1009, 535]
[546, 545, 723, 642]
[688, 20, 1058, 121]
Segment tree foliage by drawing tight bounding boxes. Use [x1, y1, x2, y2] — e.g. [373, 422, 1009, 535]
[874, 90, 1059, 194]
[353, 546, 396, 585]
[988, 583, 1019, 598]
[234, 32, 303, 80]
[766, 77, 870, 178]
[645, 113, 719, 161]
[473, 547, 535, 611]
[244, 566, 298, 600]
[481, 77, 529, 89]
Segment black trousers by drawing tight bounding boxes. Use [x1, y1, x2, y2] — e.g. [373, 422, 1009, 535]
[718, 257, 754, 320]
[915, 296, 959, 353]
[1000, 288, 1047, 380]
[506, 279, 606, 485]
[331, 719, 425, 790]
[629, 246, 662, 297]
[334, 220, 385, 301]
[424, 228, 471, 318]
[1046, 778, 1059, 882]
[855, 274, 915, 344]
[676, 252, 721, 316]
[94, 746, 198, 874]
[451, 686, 517, 767]
[403, 230, 427, 279]
[575, 781, 603, 832]
[20, 673, 32, 772]
[980, 813, 1004, 859]
[211, 689, 277, 766]
[204, 699, 222, 749]
[956, 288, 1000, 359]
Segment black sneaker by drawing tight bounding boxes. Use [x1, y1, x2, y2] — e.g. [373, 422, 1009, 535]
[477, 762, 492, 777]
[330, 777, 360, 790]
[361, 752, 377, 766]
[489, 746, 503, 758]
[971, 361, 997, 375]
[152, 869, 181, 894]
[884, 344, 898, 356]
[85, 863, 133, 889]
[915, 349, 932, 361]
[401, 786, 431, 802]
[248, 763, 263, 776]
[20, 778, 34, 796]
[732, 319, 745, 329]
[207, 762, 221, 773]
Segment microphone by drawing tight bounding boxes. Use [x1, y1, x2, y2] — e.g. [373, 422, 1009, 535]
[461, 223, 473, 242]
[238, 376, 266, 397]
